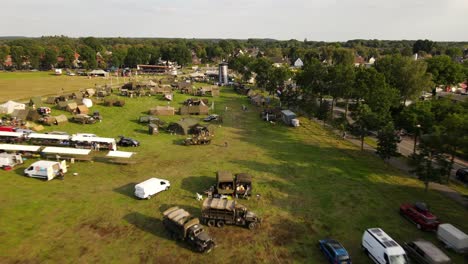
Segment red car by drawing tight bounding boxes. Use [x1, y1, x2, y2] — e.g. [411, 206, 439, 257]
[399, 202, 440, 231]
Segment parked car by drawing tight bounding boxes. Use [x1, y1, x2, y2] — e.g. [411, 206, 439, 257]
[134, 178, 170, 199]
[399, 202, 440, 231]
[362, 228, 408, 264]
[318, 239, 352, 264]
[455, 168, 468, 184]
[403, 239, 451, 264]
[203, 114, 219, 122]
[118, 136, 140, 147]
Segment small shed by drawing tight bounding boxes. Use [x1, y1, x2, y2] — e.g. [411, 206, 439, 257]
[281, 110, 297, 126]
[167, 118, 199, 135]
[29, 97, 43, 107]
[55, 114, 68, 125]
[149, 106, 175, 116]
[66, 102, 78, 113]
[148, 123, 159, 135]
[76, 105, 89, 115]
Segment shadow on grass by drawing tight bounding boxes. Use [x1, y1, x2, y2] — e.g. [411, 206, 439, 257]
[123, 212, 169, 240]
[114, 182, 138, 200]
[180, 176, 214, 194]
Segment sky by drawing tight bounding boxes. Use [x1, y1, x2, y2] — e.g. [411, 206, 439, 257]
[1, 0, 467, 41]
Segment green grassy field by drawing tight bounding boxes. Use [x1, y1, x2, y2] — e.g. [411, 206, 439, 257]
[0, 73, 467, 263]
[0, 71, 111, 102]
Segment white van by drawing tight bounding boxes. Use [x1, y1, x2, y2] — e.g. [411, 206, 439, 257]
[362, 228, 408, 264]
[437, 223, 468, 253]
[134, 178, 170, 199]
[24, 160, 67, 181]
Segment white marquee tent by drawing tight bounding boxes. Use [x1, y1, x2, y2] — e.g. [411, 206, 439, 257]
[0, 101, 26, 114]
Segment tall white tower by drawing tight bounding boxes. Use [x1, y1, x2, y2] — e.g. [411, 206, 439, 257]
[219, 62, 228, 85]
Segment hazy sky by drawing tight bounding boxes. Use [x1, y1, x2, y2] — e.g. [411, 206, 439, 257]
[1, 0, 467, 41]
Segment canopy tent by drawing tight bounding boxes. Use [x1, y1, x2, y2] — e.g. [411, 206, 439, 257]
[0, 144, 42, 152]
[29, 97, 43, 107]
[106, 151, 134, 158]
[54, 115, 68, 125]
[89, 69, 109, 77]
[65, 102, 78, 113]
[42, 147, 91, 155]
[82, 98, 93, 108]
[28, 133, 70, 140]
[0, 131, 24, 138]
[0, 100, 26, 114]
[11, 109, 29, 120]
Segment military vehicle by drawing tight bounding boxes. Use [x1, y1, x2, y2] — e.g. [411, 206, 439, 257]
[184, 126, 213, 146]
[71, 114, 97, 124]
[163, 206, 216, 253]
[205, 171, 253, 199]
[201, 198, 261, 230]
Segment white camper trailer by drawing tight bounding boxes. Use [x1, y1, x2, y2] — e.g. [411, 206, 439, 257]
[0, 153, 23, 168]
[437, 223, 468, 253]
[24, 160, 67, 181]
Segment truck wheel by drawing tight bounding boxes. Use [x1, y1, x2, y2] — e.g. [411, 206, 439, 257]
[248, 222, 257, 230]
[207, 220, 215, 227]
[216, 220, 225, 228]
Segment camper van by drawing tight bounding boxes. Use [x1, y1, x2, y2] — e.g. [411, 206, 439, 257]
[24, 160, 67, 181]
[362, 228, 408, 264]
[437, 223, 468, 253]
[134, 178, 170, 199]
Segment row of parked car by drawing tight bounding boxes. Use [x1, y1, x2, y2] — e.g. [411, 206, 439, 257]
[319, 202, 468, 264]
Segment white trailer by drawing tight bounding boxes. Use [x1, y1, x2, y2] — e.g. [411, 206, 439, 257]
[24, 160, 67, 181]
[0, 153, 23, 167]
[437, 223, 468, 253]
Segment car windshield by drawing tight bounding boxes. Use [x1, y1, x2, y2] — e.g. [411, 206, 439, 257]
[390, 254, 407, 264]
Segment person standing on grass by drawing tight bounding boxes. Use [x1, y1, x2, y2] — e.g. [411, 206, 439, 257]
[224, 141, 228, 147]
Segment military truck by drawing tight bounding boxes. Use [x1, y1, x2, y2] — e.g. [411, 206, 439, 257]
[205, 171, 253, 199]
[201, 198, 261, 230]
[183, 126, 213, 146]
[162, 206, 216, 253]
[71, 114, 96, 124]
[215, 171, 235, 196]
[234, 173, 252, 198]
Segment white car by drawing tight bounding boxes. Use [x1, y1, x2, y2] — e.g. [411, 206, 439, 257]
[134, 178, 170, 199]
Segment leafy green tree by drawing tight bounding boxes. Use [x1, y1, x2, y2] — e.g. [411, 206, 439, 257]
[172, 43, 191, 66]
[353, 104, 381, 150]
[82, 37, 103, 52]
[111, 48, 127, 68]
[444, 47, 462, 59]
[28, 45, 44, 69]
[376, 122, 400, 160]
[409, 133, 450, 192]
[79, 46, 97, 69]
[42, 47, 58, 69]
[397, 101, 434, 135]
[375, 54, 433, 104]
[59, 45, 75, 68]
[251, 57, 273, 89]
[296, 58, 328, 107]
[413, 39, 435, 54]
[332, 48, 354, 66]
[327, 64, 355, 119]
[426, 55, 465, 86]
[0, 46, 10, 67]
[267, 66, 291, 94]
[10, 46, 25, 69]
[229, 55, 253, 83]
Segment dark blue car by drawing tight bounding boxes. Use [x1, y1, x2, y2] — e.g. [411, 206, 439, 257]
[319, 239, 352, 264]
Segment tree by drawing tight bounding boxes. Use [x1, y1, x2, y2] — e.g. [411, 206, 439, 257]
[229, 55, 253, 83]
[375, 54, 433, 104]
[426, 55, 464, 86]
[82, 37, 103, 52]
[445, 47, 463, 59]
[42, 47, 58, 69]
[353, 104, 381, 150]
[296, 58, 328, 108]
[28, 45, 44, 69]
[111, 48, 127, 68]
[413, 39, 435, 54]
[397, 101, 434, 135]
[10, 46, 25, 69]
[171, 43, 191, 66]
[376, 122, 400, 160]
[79, 46, 97, 69]
[59, 45, 75, 68]
[409, 133, 450, 192]
[251, 57, 273, 89]
[327, 64, 355, 120]
[0, 46, 10, 68]
[124, 46, 144, 68]
[267, 66, 291, 94]
[332, 48, 354, 66]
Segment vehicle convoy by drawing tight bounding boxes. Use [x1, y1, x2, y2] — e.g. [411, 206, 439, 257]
[399, 202, 440, 231]
[437, 223, 468, 253]
[362, 228, 408, 264]
[162, 206, 215, 253]
[318, 239, 352, 264]
[403, 239, 451, 264]
[201, 198, 261, 230]
[134, 178, 170, 199]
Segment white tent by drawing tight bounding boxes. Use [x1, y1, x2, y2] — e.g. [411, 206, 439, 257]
[0, 100, 26, 114]
[82, 98, 93, 108]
